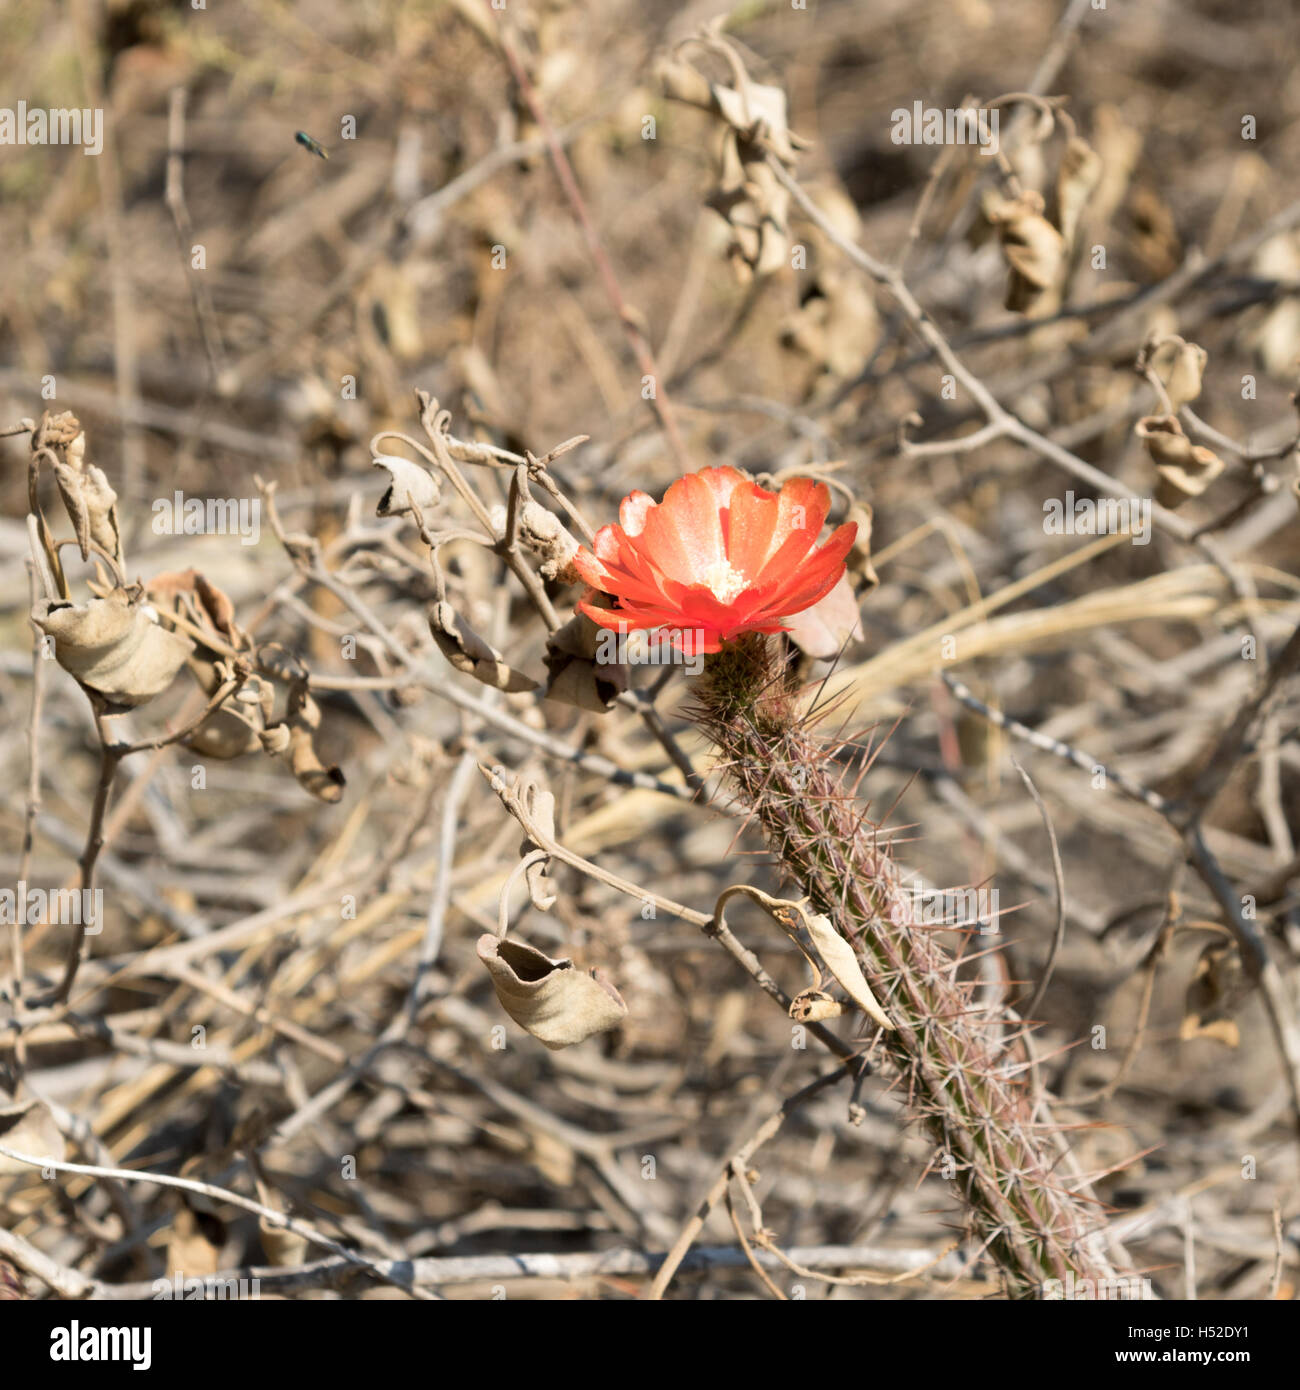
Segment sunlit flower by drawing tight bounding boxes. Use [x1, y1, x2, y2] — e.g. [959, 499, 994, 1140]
[573, 467, 856, 655]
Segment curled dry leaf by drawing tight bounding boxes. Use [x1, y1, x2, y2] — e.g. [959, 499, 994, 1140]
[846, 501, 879, 589]
[55, 450, 121, 569]
[374, 453, 441, 521]
[429, 599, 538, 694]
[268, 689, 345, 803]
[807, 912, 894, 1031]
[184, 671, 269, 759]
[33, 589, 194, 708]
[659, 41, 800, 281]
[543, 606, 627, 712]
[476, 935, 628, 1050]
[0, 1098, 65, 1175]
[36, 411, 124, 571]
[1179, 940, 1249, 1048]
[1135, 414, 1225, 507]
[987, 189, 1065, 317]
[149, 569, 265, 758]
[149, 568, 243, 647]
[1055, 136, 1103, 255]
[1145, 336, 1208, 411]
[789, 989, 847, 1023]
[783, 572, 863, 661]
[708, 122, 790, 280]
[778, 906, 894, 1031]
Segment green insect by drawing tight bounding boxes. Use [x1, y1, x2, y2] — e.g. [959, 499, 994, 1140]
[294, 131, 329, 160]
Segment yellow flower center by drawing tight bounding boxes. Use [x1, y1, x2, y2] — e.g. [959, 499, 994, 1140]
[702, 558, 748, 605]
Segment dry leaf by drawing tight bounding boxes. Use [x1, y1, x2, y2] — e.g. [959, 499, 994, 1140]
[784, 572, 863, 660]
[1180, 940, 1248, 1048]
[148, 568, 244, 648]
[1056, 136, 1103, 254]
[660, 40, 802, 281]
[0, 1099, 65, 1175]
[477, 935, 628, 1049]
[798, 911, 894, 1031]
[789, 989, 847, 1023]
[265, 690, 345, 803]
[374, 454, 441, 520]
[430, 600, 538, 693]
[543, 607, 627, 711]
[1135, 414, 1225, 507]
[1146, 337, 1208, 411]
[38, 411, 123, 570]
[987, 190, 1066, 316]
[33, 590, 194, 708]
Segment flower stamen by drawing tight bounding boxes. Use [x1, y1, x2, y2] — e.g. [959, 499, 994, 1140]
[702, 557, 749, 605]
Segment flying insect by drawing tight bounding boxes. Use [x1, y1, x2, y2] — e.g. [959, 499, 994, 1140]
[295, 131, 329, 160]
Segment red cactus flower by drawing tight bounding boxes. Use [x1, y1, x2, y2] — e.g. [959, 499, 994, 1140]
[573, 466, 857, 655]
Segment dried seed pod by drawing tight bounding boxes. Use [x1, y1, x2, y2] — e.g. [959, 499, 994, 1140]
[33, 590, 193, 708]
[1135, 414, 1225, 507]
[476, 935, 628, 1050]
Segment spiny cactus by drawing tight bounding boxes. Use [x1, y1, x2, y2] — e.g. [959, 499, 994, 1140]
[694, 634, 1126, 1297]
